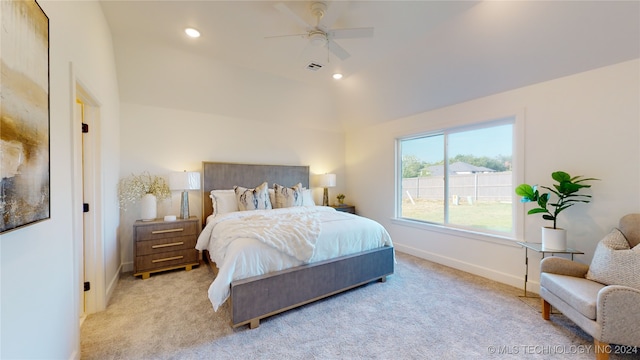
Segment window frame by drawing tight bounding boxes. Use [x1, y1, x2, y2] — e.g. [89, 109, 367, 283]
[395, 113, 525, 241]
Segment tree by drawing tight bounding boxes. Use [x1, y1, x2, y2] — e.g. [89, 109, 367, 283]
[450, 154, 512, 171]
[402, 155, 425, 178]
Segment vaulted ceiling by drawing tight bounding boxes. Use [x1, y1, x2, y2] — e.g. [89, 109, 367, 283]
[100, 1, 639, 132]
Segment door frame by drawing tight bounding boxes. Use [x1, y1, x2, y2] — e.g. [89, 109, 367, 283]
[71, 65, 105, 324]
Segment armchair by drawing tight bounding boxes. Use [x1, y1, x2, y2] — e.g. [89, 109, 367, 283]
[539, 214, 640, 360]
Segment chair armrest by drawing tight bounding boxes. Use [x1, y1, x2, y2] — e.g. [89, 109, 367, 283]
[540, 257, 589, 278]
[597, 285, 640, 347]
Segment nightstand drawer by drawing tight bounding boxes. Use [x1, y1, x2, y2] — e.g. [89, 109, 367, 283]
[135, 249, 199, 272]
[135, 221, 198, 241]
[136, 234, 196, 256]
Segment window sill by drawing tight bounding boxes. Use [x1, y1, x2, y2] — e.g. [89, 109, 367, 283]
[390, 217, 520, 247]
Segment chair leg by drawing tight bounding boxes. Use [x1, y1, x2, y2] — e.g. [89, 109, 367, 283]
[594, 339, 609, 360]
[541, 298, 551, 320]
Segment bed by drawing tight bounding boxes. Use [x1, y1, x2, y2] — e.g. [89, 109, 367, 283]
[197, 162, 394, 329]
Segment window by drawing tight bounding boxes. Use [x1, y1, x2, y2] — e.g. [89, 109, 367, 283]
[397, 118, 515, 235]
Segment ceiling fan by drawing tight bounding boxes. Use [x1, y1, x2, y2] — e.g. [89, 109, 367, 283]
[267, 1, 374, 61]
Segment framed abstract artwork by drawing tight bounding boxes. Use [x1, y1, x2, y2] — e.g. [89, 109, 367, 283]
[0, 0, 50, 233]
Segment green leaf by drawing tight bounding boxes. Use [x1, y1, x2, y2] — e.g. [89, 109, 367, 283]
[527, 208, 548, 215]
[515, 184, 534, 198]
[552, 171, 570, 183]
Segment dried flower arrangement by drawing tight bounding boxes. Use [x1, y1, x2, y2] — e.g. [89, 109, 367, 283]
[118, 171, 171, 211]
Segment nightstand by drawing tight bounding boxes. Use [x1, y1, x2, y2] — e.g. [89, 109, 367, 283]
[133, 216, 200, 279]
[331, 205, 356, 214]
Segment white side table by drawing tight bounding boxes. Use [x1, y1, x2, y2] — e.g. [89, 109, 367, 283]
[517, 242, 584, 297]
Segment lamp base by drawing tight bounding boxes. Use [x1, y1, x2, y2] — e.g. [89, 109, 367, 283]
[322, 188, 329, 206]
[180, 191, 190, 219]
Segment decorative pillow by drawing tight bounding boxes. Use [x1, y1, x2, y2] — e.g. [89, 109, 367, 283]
[234, 182, 272, 211]
[210, 190, 238, 216]
[273, 183, 304, 208]
[302, 188, 315, 207]
[268, 189, 275, 207]
[586, 228, 640, 290]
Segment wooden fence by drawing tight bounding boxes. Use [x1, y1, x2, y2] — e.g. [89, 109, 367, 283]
[402, 172, 513, 204]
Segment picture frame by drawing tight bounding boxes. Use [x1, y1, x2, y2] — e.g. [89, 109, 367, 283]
[0, 0, 50, 234]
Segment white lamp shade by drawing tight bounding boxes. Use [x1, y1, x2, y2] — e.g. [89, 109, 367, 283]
[318, 173, 336, 188]
[170, 171, 201, 191]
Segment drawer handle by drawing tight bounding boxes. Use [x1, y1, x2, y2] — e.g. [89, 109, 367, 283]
[152, 255, 184, 263]
[151, 228, 184, 235]
[151, 241, 184, 249]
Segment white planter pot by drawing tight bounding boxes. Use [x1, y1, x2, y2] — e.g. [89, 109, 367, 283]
[140, 193, 157, 221]
[542, 227, 567, 250]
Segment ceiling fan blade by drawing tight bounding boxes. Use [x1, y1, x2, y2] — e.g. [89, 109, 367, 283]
[264, 33, 308, 40]
[329, 27, 374, 40]
[327, 40, 350, 60]
[274, 2, 313, 31]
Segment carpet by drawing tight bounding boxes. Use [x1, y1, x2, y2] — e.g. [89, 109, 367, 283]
[81, 252, 636, 359]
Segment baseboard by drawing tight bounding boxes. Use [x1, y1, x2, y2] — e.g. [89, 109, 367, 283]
[394, 243, 539, 294]
[121, 260, 133, 273]
[105, 262, 124, 305]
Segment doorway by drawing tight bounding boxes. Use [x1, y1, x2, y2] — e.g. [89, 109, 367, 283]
[73, 78, 105, 325]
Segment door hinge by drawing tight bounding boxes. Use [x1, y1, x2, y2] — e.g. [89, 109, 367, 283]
[83, 203, 89, 213]
[82, 123, 89, 133]
[84, 282, 90, 292]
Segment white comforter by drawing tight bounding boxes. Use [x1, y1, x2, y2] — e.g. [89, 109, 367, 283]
[196, 206, 393, 311]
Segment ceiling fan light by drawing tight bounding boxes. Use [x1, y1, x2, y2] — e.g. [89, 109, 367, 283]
[185, 28, 200, 38]
[309, 32, 327, 46]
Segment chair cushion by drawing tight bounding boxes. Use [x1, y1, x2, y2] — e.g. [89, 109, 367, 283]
[619, 214, 640, 248]
[586, 228, 640, 290]
[540, 273, 605, 320]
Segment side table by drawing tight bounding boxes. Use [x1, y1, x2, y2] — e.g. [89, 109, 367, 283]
[133, 216, 201, 279]
[517, 242, 584, 297]
[331, 204, 356, 214]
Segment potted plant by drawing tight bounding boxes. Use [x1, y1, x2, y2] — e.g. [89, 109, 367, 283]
[118, 171, 171, 221]
[515, 171, 598, 249]
[336, 193, 346, 205]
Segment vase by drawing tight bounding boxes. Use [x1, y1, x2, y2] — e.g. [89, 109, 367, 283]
[542, 226, 566, 250]
[140, 193, 157, 221]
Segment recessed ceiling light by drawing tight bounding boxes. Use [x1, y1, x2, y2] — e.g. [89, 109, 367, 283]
[185, 28, 200, 38]
[332, 73, 343, 80]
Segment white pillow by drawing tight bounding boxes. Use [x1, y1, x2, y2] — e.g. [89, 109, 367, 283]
[273, 183, 303, 208]
[302, 188, 315, 207]
[210, 190, 238, 216]
[234, 182, 272, 211]
[586, 228, 640, 290]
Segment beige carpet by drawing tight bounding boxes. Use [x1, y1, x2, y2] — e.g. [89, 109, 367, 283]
[81, 252, 635, 359]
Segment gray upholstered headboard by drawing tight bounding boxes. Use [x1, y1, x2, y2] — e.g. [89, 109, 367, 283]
[202, 162, 310, 220]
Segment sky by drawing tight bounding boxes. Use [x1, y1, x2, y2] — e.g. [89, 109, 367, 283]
[401, 123, 513, 163]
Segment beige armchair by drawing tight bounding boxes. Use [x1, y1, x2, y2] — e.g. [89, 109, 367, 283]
[540, 214, 640, 360]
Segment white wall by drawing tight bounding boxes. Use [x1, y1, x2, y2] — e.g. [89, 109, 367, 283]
[346, 59, 640, 293]
[0, 2, 120, 359]
[118, 103, 346, 271]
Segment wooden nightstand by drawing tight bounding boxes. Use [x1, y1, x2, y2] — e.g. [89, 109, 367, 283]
[133, 216, 200, 279]
[331, 205, 356, 214]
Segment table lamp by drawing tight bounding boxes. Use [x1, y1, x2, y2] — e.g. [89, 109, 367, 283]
[318, 173, 336, 206]
[170, 171, 201, 219]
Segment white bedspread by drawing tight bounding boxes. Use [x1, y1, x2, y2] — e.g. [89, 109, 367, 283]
[196, 206, 393, 311]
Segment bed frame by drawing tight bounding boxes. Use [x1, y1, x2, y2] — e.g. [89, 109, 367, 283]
[201, 161, 394, 329]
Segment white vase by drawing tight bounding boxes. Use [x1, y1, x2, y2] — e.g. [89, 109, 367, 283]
[542, 227, 567, 250]
[140, 193, 157, 221]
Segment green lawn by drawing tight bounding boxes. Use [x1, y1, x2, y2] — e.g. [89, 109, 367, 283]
[401, 199, 512, 232]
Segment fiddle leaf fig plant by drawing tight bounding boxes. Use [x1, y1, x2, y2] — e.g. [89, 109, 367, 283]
[515, 171, 598, 229]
